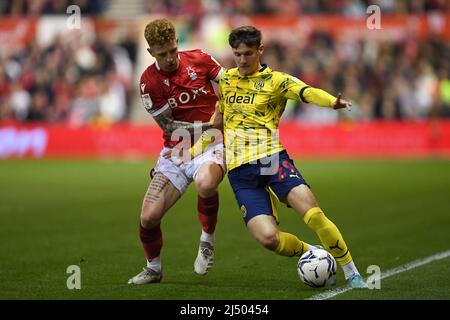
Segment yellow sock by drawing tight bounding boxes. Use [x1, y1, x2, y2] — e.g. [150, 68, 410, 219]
[274, 232, 309, 257]
[304, 207, 353, 266]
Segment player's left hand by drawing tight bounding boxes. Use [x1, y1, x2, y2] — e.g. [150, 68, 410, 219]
[332, 93, 352, 111]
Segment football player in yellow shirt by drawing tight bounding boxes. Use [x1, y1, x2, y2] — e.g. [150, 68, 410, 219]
[211, 26, 367, 288]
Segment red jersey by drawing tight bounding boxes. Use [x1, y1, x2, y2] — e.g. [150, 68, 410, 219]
[139, 49, 223, 147]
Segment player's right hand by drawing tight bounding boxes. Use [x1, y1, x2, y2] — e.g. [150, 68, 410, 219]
[332, 93, 352, 111]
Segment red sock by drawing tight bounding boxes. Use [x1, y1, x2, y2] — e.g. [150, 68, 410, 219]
[139, 224, 163, 260]
[197, 192, 218, 234]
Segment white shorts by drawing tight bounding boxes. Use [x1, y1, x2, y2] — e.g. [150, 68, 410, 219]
[153, 143, 225, 194]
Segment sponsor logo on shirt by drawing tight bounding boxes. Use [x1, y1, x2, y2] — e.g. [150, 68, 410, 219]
[167, 86, 208, 108]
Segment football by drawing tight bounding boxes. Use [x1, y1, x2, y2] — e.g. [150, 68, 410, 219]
[297, 249, 337, 288]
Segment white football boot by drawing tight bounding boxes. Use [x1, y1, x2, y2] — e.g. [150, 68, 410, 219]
[128, 267, 162, 284]
[194, 241, 214, 275]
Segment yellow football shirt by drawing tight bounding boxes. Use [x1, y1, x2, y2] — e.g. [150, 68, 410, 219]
[219, 65, 311, 170]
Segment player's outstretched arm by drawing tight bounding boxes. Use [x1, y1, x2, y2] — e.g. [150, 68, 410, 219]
[303, 87, 352, 111]
[153, 106, 213, 136]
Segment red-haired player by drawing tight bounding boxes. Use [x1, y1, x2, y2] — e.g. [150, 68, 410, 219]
[128, 19, 225, 284]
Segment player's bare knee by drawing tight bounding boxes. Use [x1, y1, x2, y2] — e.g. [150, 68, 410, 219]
[140, 210, 161, 229]
[195, 178, 218, 198]
[257, 232, 279, 251]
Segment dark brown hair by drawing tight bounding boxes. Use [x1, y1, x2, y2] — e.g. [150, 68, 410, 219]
[228, 26, 262, 48]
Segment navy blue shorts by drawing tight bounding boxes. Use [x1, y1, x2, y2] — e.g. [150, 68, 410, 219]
[227, 150, 309, 224]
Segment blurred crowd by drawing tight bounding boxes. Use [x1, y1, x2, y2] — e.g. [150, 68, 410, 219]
[0, 29, 138, 125]
[0, 0, 449, 124]
[254, 32, 450, 122]
[0, 0, 109, 16]
[146, 0, 450, 16]
[2, 0, 448, 16]
[147, 0, 450, 123]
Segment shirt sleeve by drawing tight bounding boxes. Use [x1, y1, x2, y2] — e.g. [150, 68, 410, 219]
[139, 77, 169, 117]
[301, 87, 336, 108]
[199, 50, 224, 82]
[276, 73, 336, 108]
[276, 73, 309, 100]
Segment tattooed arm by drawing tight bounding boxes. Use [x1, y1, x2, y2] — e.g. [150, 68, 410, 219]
[152, 106, 213, 136]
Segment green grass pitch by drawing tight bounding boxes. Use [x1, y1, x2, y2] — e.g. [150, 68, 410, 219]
[0, 158, 449, 300]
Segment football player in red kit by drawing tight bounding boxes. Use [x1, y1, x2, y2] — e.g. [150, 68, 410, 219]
[128, 19, 225, 284]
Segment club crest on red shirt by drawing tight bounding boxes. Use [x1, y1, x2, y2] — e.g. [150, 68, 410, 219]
[186, 66, 197, 81]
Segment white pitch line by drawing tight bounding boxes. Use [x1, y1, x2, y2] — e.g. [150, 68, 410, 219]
[306, 249, 450, 300]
